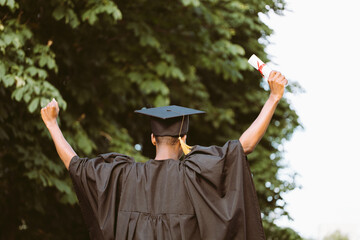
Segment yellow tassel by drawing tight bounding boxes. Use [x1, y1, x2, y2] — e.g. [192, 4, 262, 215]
[179, 137, 192, 155]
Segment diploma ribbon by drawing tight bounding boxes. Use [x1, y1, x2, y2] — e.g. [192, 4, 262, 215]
[257, 61, 266, 77]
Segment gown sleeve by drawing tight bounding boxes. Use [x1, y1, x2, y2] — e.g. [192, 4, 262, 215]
[183, 140, 265, 240]
[68, 152, 134, 240]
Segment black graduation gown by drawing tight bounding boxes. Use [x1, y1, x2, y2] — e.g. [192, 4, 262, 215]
[69, 140, 265, 240]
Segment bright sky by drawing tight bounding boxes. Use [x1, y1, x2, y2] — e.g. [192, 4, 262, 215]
[260, 0, 360, 239]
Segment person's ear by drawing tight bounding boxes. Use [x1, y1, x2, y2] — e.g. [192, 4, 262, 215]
[151, 133, 156, 146]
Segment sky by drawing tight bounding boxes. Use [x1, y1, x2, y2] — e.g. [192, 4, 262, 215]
[260, 0, 360, 239]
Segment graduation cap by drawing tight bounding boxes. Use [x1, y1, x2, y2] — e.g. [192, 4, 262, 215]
[135, 105, 205, 154]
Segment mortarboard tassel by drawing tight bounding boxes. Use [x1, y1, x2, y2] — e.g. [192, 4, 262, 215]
[178, 115, 192, 155]
[179, 136, 192, 155]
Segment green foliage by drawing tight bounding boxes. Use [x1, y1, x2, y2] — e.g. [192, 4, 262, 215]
[82, 0, 122, 25]
[323, 230, 349, 240]
[0, 0, 301, 239]
[263, 220, 303, 240]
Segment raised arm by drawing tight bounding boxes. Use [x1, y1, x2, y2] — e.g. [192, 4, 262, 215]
[239, 71, 287, 155]
[41, 99, 77, 169]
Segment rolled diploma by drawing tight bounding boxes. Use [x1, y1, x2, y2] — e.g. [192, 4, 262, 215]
[248, 54, 272, 79]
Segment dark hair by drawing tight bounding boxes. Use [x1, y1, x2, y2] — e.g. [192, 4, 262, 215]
[154, 135, 185, 146]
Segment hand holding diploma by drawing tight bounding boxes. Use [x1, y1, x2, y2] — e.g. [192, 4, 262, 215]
[240, 55, 288, 154]
[41, 98, 59, 127]
[248, 54, 288, 101]
[268, 71, 288, 102]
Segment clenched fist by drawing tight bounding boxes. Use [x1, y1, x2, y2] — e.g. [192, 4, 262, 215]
[268, 71, 288, 101]
[41, 98, 59, 127]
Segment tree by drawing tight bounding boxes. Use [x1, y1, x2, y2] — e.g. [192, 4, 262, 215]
[0, 0, 302, 239]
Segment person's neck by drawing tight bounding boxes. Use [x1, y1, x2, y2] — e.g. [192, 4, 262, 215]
[154, 145, 180, 160]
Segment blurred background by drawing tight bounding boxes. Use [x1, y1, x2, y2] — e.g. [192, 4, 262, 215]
[0, 0, 358, 239]
[263, 0, 360, 239]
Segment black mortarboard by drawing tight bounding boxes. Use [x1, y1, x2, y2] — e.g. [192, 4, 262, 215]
[135, 105, 205, 136]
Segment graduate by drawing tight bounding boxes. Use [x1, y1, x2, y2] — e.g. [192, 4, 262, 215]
[41, 71, 287, 240]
